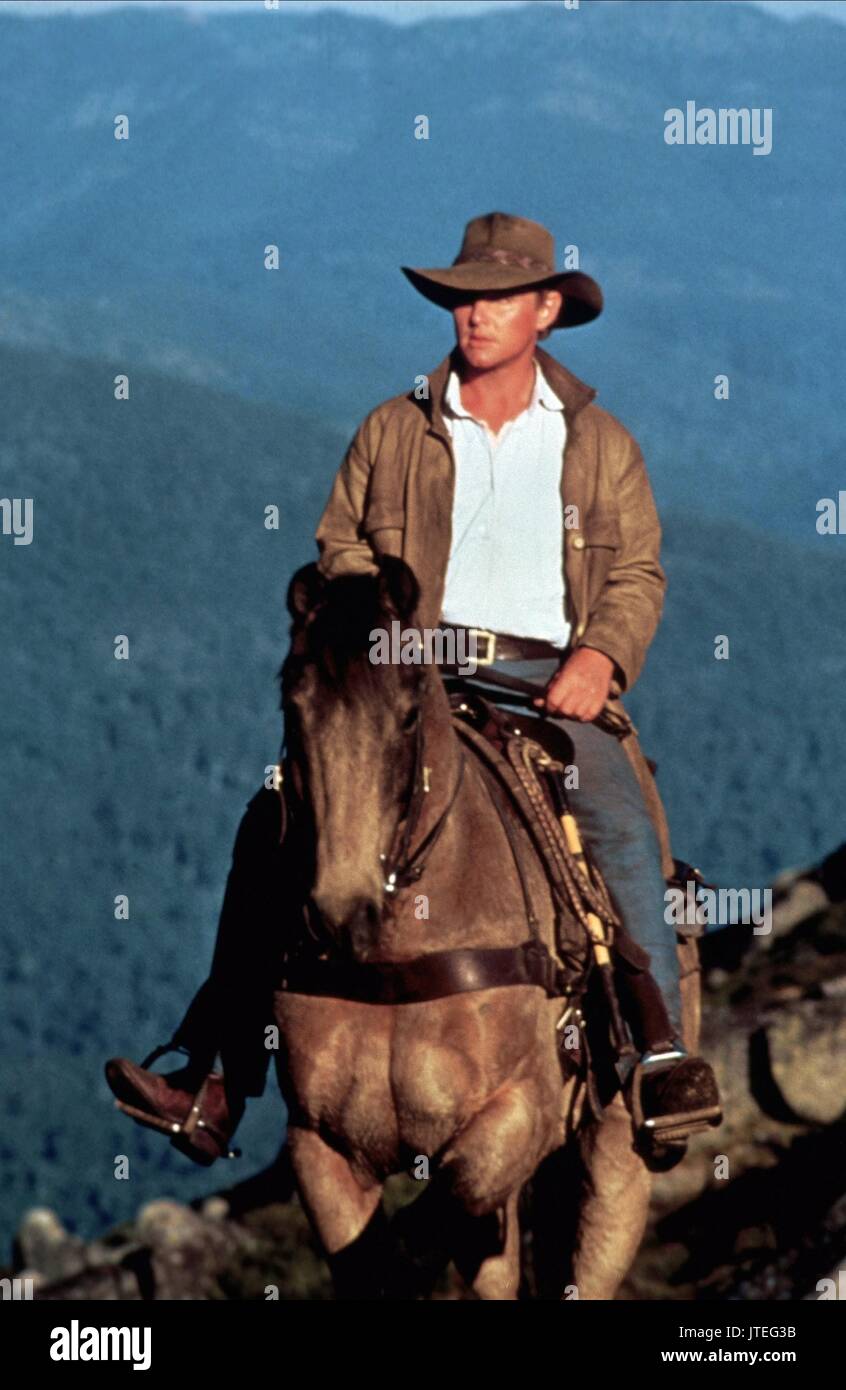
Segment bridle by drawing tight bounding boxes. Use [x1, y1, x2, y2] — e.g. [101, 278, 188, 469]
[378, 708, 466, 896]
[280, 680, 467, 908]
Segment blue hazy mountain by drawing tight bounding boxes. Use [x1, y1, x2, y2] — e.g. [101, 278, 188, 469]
[0, 1, 843, 530]
[1, 0, 845, 1243]
[0, 343, 347, 1242]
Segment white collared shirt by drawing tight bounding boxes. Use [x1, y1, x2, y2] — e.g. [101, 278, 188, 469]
[439, 357, 571, 647]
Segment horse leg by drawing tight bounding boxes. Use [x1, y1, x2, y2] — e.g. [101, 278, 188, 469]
[287, 1126, 387, 1300]
[452, 1190, 522, 1300]
[437, 1083, 547, 1300]
[388, 1174, 516, 1300]
[569, 1090, 652, 1300]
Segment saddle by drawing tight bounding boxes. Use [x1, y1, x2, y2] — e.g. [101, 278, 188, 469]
[443, 684, 633, 1104]
[443, 680, 713, 1135]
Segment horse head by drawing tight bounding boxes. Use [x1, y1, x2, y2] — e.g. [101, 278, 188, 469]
[280, 556, 449, 960]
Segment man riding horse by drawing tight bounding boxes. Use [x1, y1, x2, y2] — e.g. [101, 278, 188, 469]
[106, 211, 721, 1178]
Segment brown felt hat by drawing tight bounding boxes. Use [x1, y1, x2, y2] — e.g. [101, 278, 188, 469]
[401, 211, 603, 330]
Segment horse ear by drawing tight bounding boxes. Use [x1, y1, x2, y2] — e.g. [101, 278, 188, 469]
[287, 562, 326, 619]
[377, 556, 420, 623]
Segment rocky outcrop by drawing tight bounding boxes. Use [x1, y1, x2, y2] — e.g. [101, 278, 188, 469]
[622, 850, 846, 1301]
[7, 1153, 333, 1302]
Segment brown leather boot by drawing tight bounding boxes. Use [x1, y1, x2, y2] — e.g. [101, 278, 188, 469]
[104, 1047, 244, 1167]
[628, 1045, 722, 1171]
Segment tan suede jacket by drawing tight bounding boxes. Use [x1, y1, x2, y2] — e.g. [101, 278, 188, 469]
[314, 345, 674, 876]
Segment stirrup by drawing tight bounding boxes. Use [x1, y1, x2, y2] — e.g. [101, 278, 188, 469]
[105, 1044, 241, 1165]
[627, 1055, 722, 1168]
[113, 1087, 240, 1159]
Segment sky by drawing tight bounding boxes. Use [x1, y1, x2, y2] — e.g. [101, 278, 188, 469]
[1, 0, 845, 25]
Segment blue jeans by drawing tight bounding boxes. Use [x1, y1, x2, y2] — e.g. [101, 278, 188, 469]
[458, 655, 683, 1043]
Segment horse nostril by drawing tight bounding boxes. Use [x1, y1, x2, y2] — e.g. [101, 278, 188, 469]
[310, 894, 381, 954]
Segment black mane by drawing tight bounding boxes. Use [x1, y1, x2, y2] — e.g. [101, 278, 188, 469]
[280, 560, 421, 703]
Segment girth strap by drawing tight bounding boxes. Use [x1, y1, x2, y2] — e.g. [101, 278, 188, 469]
[280, 939, 569, 1006]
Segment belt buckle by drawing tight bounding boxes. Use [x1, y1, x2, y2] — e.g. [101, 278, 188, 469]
[468, 627, 497, 665]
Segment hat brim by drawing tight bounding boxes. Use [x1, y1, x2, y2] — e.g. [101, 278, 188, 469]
[401, 263, 602, 329]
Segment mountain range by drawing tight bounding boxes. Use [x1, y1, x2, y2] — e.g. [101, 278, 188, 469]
[0, 0, 844, 1244]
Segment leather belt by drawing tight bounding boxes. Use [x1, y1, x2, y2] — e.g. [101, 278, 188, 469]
[437, 623, 566, 667]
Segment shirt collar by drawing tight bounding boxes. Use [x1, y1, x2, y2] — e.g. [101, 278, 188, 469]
[443, 357, 565, 424]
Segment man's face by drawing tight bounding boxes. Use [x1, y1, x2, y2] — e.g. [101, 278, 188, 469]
[452, 287, 562, 370]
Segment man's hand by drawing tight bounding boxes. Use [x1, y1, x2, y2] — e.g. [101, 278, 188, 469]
[532, 646, 615, 722]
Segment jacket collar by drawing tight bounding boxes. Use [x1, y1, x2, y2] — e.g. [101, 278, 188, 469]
[443, 355, 564, 424]
[422, 344, 596, 440]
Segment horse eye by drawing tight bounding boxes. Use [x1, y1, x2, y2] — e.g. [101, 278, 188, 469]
[401, 707, 419, 733]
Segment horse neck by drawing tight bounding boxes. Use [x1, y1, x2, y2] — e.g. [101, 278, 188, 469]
[416, 669, 462, 819]
[384, 673, 546, 954]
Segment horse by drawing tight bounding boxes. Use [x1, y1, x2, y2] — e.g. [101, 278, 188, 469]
[272, 556, 652, 1299]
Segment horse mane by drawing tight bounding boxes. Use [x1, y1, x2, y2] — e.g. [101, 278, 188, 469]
[280, 559, 422, 703]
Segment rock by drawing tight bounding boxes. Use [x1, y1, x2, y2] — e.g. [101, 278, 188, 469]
[136, 1200, 233, 1300]
[34, 1263, 141, 1300]
[201, 1196, 230, 1222]
[767, 1002, 846, 1124]
[622, 883, 846, 1301]
[769, 879, 829, 939]
[15, 1208, 86, 1284]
